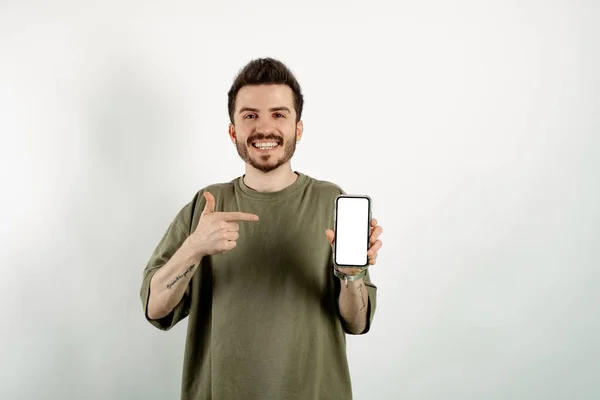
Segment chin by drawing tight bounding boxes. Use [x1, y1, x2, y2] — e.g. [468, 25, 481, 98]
[250, 158, 283, 173]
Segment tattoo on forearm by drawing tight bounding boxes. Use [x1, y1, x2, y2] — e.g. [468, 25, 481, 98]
[357, 284, 367, 311]
[167, 265, 195, 289]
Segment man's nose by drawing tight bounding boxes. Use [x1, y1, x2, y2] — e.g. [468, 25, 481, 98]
[256, 118, 276, 134]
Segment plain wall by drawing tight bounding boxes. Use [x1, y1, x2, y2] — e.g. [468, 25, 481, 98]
[1, 1, 598, 399]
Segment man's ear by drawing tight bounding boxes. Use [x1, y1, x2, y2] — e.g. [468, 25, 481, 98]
[296, 120, 304, 143]
[228, 123, 236, 145]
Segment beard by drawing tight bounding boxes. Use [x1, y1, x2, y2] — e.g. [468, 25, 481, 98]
[235, 134, 297, 173]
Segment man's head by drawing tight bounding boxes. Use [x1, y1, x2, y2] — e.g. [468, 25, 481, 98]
[227, 58, 304, 173]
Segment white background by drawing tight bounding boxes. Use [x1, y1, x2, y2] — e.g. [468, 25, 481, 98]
[1, 1, 599, 399]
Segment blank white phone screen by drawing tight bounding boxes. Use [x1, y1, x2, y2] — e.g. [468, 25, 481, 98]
[335, 197, 370, 266]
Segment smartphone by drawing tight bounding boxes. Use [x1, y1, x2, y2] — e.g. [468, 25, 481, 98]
[333, 194, 372, 268]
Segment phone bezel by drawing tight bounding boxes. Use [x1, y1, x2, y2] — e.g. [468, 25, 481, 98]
[333, 194, 372, 268]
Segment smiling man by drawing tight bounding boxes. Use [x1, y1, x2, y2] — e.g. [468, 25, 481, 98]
[140, 58, 383, 400]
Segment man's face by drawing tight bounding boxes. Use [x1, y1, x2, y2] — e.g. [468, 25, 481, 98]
[229, 84, 303, 173]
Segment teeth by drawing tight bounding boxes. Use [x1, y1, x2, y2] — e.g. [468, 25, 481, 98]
[253, 142, 278, 149]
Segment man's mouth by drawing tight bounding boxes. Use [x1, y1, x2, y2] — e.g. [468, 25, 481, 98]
[251, 140, 280, 150]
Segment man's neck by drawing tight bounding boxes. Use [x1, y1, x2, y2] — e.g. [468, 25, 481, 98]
[243, 164, 298, 193]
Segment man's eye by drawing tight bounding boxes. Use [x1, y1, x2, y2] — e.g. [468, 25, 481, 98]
[244, 114, 256, 119]
[274, 113, 284, 118]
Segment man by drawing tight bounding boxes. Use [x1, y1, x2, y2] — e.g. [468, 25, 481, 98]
[140, 58, 384, 399]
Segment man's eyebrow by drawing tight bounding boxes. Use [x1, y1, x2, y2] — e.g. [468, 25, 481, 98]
[238, 107, 259, 114]
[269, 107, 291, 113]
[238, 106, 292, 114]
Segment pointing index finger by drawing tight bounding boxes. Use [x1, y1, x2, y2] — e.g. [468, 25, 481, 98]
[217, 211, 259, 222]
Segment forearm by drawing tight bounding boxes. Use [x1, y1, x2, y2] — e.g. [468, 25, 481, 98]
[147, 240, 201, 320]
[338, 278, 369, 334]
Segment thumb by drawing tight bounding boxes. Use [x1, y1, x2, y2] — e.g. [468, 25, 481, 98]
[202, 191, 216, 214]
[325, 229, 335, 247]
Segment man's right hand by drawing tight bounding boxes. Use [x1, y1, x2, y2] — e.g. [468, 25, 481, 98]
[184, 191, 259, 260]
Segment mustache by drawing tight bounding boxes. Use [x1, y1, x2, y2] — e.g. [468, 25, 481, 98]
[247, 134, 283, 145]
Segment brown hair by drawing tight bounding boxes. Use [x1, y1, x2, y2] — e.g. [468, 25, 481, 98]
[227, 58, 304, 124]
